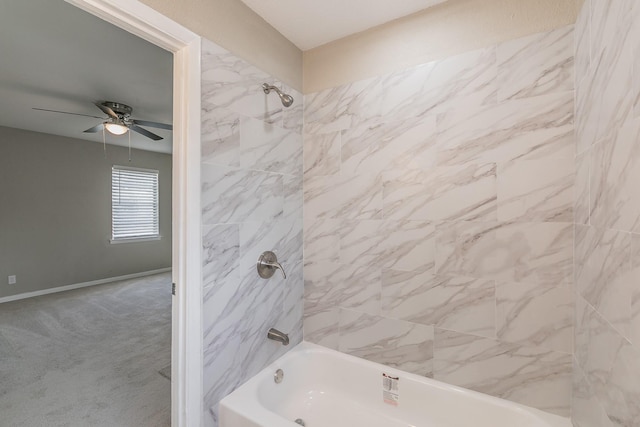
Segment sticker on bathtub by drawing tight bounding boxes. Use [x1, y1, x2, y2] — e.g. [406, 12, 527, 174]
[382, 373, 399, 406]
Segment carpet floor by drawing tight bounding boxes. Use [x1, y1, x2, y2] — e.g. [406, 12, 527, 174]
[0, 272, 172, 427]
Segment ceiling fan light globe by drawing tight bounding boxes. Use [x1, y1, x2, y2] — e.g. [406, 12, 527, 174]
[105, 122, 128, 135]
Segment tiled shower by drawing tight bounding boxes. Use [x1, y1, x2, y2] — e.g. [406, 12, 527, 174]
[200, 0, 640, 425]
[303, 26, 575, 416]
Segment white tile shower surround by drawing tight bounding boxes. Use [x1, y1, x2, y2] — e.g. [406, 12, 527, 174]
[200, 8, 640, 424]
[303, 25, 575, 417]
[200, 39, 304, 427]
[0, 273, 171, 427]
[572, 1, 640, 426]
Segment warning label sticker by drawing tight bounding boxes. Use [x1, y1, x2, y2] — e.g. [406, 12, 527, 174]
[382, 373, 399, 406]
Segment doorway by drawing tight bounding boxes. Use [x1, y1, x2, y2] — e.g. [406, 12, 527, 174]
[0, 0, 202, 425]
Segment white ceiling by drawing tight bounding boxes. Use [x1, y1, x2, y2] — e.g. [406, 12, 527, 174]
[240, 0, 450, 50]
[0, 0, 173, 154]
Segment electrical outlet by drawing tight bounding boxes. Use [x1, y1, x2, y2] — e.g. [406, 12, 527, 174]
[8, 275, 16, 285]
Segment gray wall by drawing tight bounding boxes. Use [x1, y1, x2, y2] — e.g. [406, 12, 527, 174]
[0, 126, 172, 299]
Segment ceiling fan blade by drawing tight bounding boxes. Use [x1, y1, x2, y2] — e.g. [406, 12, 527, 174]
[33, 107, 103, 119]
[132, 119, 172, 130]
[94, 102, 118, 119]
[130, 124, 163, 141]
[83, 123, 104, 133]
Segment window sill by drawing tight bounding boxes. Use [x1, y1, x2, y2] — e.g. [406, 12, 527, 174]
[110, 236, 162, 245]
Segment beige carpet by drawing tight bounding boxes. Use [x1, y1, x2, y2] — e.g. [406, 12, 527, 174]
[0, 272, 172, 427]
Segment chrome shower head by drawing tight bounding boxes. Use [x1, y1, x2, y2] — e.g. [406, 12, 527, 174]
[262, 83, 294, 107]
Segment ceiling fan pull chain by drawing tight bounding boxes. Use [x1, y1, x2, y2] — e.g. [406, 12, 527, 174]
[102, 125, 107, 158]
[128, 131, 132, 162]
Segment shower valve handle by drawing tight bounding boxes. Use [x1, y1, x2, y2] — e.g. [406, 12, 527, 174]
[257, 251, 287, 279]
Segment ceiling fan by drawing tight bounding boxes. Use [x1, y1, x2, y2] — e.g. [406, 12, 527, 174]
[33, 101, 172, 141]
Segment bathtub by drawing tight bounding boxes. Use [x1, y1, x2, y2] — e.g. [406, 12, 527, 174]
[219, 342, 571, 427]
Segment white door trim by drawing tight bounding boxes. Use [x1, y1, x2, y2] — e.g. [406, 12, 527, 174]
[64, 1, 203, 426]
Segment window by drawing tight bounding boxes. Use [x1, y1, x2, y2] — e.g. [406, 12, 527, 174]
[111, 166, 159, 242]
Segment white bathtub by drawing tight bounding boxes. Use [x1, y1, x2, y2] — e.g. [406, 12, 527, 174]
[219, 342, 571, 427]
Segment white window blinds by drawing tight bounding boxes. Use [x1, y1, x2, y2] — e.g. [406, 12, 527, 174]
[111, 166, 159, 241]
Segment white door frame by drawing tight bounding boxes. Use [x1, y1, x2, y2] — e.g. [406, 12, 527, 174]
[65, 1, 203, 426]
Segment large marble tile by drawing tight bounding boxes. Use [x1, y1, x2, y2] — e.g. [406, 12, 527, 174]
[304, 76, 380, 135]
[617, 344, 640, 424]
[304, 260, 381, 315]
[634, 0, 640, 118]
[303, 132, 341, 177]
[202, 224, 239, 288]
[574, 71, 590, 156]
[283, 174, 302, 222]
[590, 118, 640, 233]
[493, 222, 573, 285]
[497, 26, 574, 101]
[576, 298, 640, 426]
[383, 164, 497, 222]
[437, 91, 574, 167]
[574, 293, 590, 368]
[376, 46, 497, 120]
[304, 47, 496, 135]
[201, 104, 240, 167]
[381, 220, 436, 272]
[574, 1, 591, 86]
[340, 115, 437, 174]
[631, 235, 640, 347]
[201, 40, 283, 126]
[589, 0, 633, 69]
[497, 156, 574, 223]
[303, 218, 340, 262]
[240, 117, 303, 175]
[436, 221, 572, 285]
[574, 149, 590, 225]
[339, 219, 435, 272]
[574, 225, 632, 337]
[433, 329, 572, 416]
[304, 173, 382, 220]
[496, 281, 572, 353]
[381, 270, 495, 338]
[201, 164, 283, 224]
[435, 220, 499, 279]
[576, 0, 634, 149]
[337, 220, 393, 268]
[303, 308, 339, 350]
[279, 260, 305, 347]
[338, 309, 434, 377]
[572, 359, 614, 427]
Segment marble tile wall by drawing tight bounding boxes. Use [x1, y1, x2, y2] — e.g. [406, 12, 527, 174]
[200, 39, 303, 427]
[572, 1, 640, 426]
[303, 26, 575, 416]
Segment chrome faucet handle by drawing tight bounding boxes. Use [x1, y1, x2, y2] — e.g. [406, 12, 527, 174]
[257, 251, 287, 279]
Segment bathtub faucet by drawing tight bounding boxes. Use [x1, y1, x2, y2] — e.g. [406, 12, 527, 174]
[267, 328, 290, 346]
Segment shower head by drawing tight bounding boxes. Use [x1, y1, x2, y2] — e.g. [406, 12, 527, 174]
[262, 83, 294, 107]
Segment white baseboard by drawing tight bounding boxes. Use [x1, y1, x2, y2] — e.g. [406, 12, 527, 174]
[0, 267, 172, 304]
